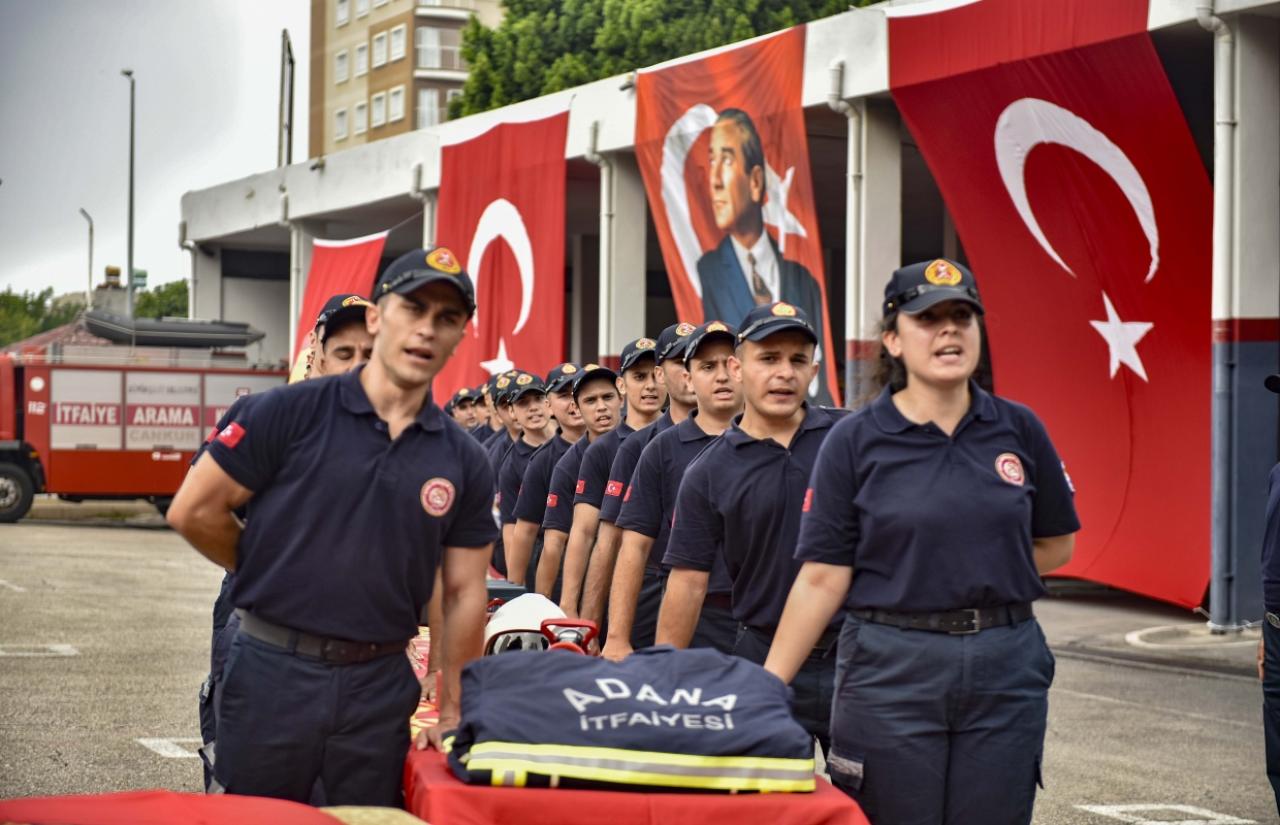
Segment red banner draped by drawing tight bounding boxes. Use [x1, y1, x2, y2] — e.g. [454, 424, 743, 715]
[888, 0, 1212, 606]
[634, 28, 841, 406]
[432, 110, 570, 398]
[294, 231, 388, 358]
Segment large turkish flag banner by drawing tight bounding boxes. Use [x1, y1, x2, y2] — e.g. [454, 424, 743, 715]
[294, 231, 387, 358]
[888, 0, 1212, 606]
[635, 27, 840, 406]
[432, 110, 569, 397]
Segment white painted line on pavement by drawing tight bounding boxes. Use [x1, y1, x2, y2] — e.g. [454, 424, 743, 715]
[135, 738, 203, 759]
[0, 579, 26, 592]
[1076, 803, 1254, 823]
[0, 644, 79, 657]
[1125, 625, 1259, 649]
[1052, 687, 1257, 730]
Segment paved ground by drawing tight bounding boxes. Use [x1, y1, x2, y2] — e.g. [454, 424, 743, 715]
[0, 515, 1274, 822]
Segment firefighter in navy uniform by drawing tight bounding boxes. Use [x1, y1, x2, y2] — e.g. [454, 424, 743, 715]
[534, 365, 622, 598]
[604, 321, 744, 660]
[168, 248, 497, 806]
[1261, 373, 1280, 813]
[495, 373, 552, 572]
[559, 339, 665, 618]
[658, 302, 847, 755]
[765, 260, 1079, 824]
[580, 323, 697, 641]
[505, 363, 585, 589]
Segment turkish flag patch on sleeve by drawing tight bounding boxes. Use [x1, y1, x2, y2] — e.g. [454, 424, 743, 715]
[575, 479, 586, 495]
[802, 488, 813, 513]
[546, 493, 559, 508]
[216, 422, 246, 448]
[605, 480, 624, 497]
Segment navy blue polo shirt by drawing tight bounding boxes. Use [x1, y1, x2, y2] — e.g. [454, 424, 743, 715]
[543, 437, 592, 534]
[497, 437, 540, 526]
[513, 434, 573, 526]
[485, 429, 518, 480]
[206, 368, 498, 643]
[1262, 463, 1280, 612]
[664, 405, 847, 630]
[471, 424, 496, 444]
[796, 384, 1080, 613]
[599, 412, 674, 525]
[575, 422, 635, 510]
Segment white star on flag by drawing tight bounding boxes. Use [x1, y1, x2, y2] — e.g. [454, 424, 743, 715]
[1089, 291, 1154, 382]
[480, 338, 514, 375]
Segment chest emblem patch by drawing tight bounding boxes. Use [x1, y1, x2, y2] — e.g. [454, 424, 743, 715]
[421, 477, 457, 517]
[994, 453, 1025, 486]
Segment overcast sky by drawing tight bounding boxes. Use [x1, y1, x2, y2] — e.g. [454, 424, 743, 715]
[0, 0, 310, 300]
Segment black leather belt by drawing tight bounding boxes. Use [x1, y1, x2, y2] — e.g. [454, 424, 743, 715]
[236, 610, 408, 664]
[746, 624, 840, 658]
[851, 602, 1034, 635]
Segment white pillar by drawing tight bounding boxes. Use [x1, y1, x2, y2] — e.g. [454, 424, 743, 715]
[598, 152, 648, 364]
[190, 246, 223, 321]
[288, 221, 316, 357]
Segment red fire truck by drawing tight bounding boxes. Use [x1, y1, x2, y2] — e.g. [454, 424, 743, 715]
[0, 352, 285, 522]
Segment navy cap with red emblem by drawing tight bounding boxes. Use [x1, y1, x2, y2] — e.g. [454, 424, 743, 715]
[572, 362, 618, 399]
[315, 293, 373, 343]
[510, 372, 548, 402]
[736, 302, 818, 346]
[545, 362, 581, 394]
[619, 336, 659, 372]
[683, 320, 738, 367]
[373, 246, 476, 314]
[655, 323, 697, 365]
[882, 258, 984, 317]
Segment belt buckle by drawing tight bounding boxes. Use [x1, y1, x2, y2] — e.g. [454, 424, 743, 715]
[952, 608, 983, 635]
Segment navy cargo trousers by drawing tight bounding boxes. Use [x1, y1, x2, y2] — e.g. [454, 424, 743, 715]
[827, 614, 1053, 824]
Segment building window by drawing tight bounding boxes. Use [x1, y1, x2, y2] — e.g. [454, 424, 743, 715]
[354, 101, 368, 135]
[372, 31, 388, 67]
[416, 26, 464, 71]
[355, 0, 370, 16]
[334, 50, 349, 83]
[355, 43, 368, 76]
[336, 0, 350, 26]
[371, 92, 387, 127]
[390, 24, 407, 61]
[335, 108, 349, 140]
[417, 87, 440, 129]
[389, 85, 405, 122]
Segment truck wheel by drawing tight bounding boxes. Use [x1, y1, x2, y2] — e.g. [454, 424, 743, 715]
[151, 497, 174, 518]
[0, 463, 35, 523]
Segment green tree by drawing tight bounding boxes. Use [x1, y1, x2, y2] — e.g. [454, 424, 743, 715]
[133, 280, 188, 319]
[0, 288, 85, 348]
[451, 0, 872, 118]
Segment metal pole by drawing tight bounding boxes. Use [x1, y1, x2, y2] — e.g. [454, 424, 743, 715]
[78, 208, 94, 309]
[279, 30, 295, 167]
[121, 69, 135, 321]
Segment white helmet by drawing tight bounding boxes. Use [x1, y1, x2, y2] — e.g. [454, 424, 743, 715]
[484, 593, 565, 655]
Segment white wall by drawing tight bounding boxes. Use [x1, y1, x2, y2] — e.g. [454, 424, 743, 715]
[222, 278, 291, 367]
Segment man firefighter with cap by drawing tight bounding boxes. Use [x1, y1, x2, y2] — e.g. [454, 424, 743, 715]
[505, 364, 585, 589]
[657, 302, 847, 756]
[535, 363, 623, 598]
[444, 386, 481, 431]
[168, 248, 497, 806]
[579, 323, 696, 644]
[496, 373, 553, 562]
[604, 320, 744, 660]
[559, 338, 666, 619]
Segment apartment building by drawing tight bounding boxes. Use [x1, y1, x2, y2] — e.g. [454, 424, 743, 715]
[308, 0, 502, 158]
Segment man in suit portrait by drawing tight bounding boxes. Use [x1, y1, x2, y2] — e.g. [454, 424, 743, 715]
[696, 108, 825, 337]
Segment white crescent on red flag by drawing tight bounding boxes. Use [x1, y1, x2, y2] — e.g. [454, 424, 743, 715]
[432, 110, 569, 397]
[634, 27, 841, 406]
[294, 231, 388, 358]
[888, 0, 1212, 606]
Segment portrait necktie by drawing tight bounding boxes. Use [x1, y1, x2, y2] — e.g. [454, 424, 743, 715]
[749, 253, 771, 305]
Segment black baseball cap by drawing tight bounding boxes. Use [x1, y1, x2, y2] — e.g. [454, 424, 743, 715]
[510, 372, 548, 402]
[372, 246, 476, 314]
[683, 320, 738, 367]
[736, 302, 818, 346]
[493, 372, 519, 405]
[882, 258, 984, 317]
[619, 337, 658, 372]
[451, 387, 479, 407]
[545, 363, 581, 394]
[656, 323, 697, 365]
[572, 363, 619, 399]
[315, 294, 373, 343]
[1266, 375, 1280, 393]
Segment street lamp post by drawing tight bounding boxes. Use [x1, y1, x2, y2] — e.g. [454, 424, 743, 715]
[121, 68, 135, 318]
[78, 208, 93, 310]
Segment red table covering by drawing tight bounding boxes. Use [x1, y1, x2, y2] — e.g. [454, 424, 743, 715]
[0, 790, 342, 825]
[403, 749, 869, 825]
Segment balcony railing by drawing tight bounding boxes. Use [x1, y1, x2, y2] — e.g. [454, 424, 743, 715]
[417, 45, 467, 71]
[417, 0, 477, 11]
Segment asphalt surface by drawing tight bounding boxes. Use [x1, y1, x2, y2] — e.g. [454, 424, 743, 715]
[0, 520, 1274, 823]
